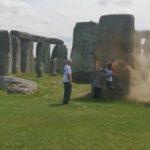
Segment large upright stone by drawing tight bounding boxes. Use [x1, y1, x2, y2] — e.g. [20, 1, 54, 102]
[35, 42, 50, 73]
[51, 44, 68, 74]
[42, 43, 50, 73]
[21, 40, 34, 72]
[135, 30, 150, 55]
[51, 44, 68, 59]
[0, 30, 12, 75]
[71, 21, 97, 83]
[142, 31, 150, 56]
[95, 14, 135, 94]
[11, 36, 21, 73]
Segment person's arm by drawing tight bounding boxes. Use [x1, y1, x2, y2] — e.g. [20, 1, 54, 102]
[67, 73, 72, 82]
[66, 66, 72, 82]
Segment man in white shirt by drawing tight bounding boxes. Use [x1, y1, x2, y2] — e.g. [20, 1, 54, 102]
[63, 59, 72, 104]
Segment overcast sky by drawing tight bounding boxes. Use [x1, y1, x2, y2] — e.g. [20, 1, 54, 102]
[0, 0, 150, 54]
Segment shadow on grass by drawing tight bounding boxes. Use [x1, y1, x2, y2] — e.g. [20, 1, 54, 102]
[72, 93, 121, 104]
[49, 103, 65, 107]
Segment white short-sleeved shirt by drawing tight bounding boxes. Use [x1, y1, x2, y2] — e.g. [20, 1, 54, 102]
[63, 65, 72, 82]
[105, 68, 113, 82]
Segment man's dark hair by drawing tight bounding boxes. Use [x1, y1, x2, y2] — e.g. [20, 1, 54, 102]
[107, 63, 112, 69]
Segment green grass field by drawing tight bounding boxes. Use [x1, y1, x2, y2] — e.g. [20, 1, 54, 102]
[0, 73, 150, 150]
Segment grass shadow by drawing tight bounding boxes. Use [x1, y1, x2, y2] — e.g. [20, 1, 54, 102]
[72, 93, 121, 104]
[49, 103, 65, 107]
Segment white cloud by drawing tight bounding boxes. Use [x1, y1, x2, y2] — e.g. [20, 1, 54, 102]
[98, 0, 133, 6]
[0, 0, 150, 52]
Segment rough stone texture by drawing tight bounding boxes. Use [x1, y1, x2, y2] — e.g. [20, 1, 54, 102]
[134, 31, 141, 55]
[0, 30, 12, 76]
[21, 39, 35, 73]
[11, 30, 64, 45]
[71, 22, 97, 83]
[134, 30, 150, 55]
[35, 61, 44, 77]
[0, 76, 37, 94]
[11, 35, 21, 73]
[42, 43, 50, 73]
[51, 44, 68, 59]
[95, 14, 135, 94]
[35, 42, 50, 73]
[51, 58, 58, 75]
[35, 42, 43, 69]
[144, 36, 150, 55]
[51, 44, 68, 74]
[139, 31, 150, 56]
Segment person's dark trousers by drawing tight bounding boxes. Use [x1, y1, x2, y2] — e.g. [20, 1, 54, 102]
[92, 87, 101, 99]
[63, 82, 72, 104]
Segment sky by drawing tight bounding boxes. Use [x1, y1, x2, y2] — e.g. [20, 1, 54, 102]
[0, 0, 150, 55]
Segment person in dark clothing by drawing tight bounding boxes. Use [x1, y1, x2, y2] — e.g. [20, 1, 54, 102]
[92, 67, 105, 99]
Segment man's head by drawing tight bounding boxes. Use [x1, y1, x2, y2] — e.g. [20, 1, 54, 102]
[107, 63, 112, 69]
[64, 59, 72, 66]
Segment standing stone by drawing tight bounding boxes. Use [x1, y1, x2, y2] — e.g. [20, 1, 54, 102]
[11, 36, 21, 73]
[42, 43, 50, 73]
[134, 31, 142, 55]
[0, 30, 12, 75]
[21, 39, 34, 73]
[143, 32, 150, 56]
[35, 61, 44, 77]
[51, 44, 68, 59]
[95, 14, 135, 94]
[71, 21, 97, 83]
[51, 58, 58, 75]
[35, 42, 43, 75]
[135, 31, 150, 56]
[35, 42, 50, 73]
[51, 44, 68, 74]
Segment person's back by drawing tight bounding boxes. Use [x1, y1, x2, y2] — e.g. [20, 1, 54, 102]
[104, 63, 114, 98]
[105, 68, 113, 82]
[93, 69, 105, 88]
[92, 68, 105, 99]
[63, 64, 72, 83]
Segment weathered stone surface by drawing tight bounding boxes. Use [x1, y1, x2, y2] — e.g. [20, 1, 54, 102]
[0, 76, 37, 94]
[134, 31, 141, 54]
[51, 44, 68, 74]
[71, 22, 97, 83]
[42, 43, 50, 73]
[0, 30, 12, 76]
[35, 61, 44, 77]
[137, 30, 150, 39]
[51, 44, 68, 59]
[11, 30, 64, 45]
[51, 58, 58, 75]
[21, 40, 35, 73]
[139, 31, 150, 56]
[135, 30, 150, 55]
[35, 42, 43, 71]
[11, 35, 21, 73]
[95, 14, 135, 94]
[35, 42, 50, 73]
[144, 36, 150, 55]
